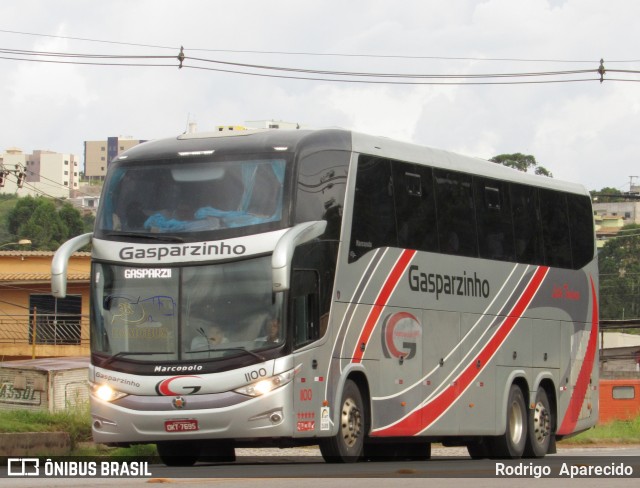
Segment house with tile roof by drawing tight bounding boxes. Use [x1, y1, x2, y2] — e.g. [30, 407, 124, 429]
[0, 250, 90, 359]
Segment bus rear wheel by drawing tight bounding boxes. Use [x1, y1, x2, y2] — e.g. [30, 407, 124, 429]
[156, 440, 201, 466]
[489, 384, 528, 459]
[524, 387, 552, 458]
[319, 379, 365, 463]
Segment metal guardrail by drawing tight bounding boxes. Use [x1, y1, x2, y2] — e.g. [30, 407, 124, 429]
[0, 315, 89, 345]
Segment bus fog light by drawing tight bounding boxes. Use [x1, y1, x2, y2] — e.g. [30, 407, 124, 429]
[269, 412, 283, 423]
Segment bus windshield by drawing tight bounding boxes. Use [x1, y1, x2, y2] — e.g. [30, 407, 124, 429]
[90, 256, 283, 362]
[96, 157, 287, 240]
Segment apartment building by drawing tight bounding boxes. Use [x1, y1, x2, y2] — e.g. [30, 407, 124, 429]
[84, 136, 145, 181]
[0, 148, 79, 199]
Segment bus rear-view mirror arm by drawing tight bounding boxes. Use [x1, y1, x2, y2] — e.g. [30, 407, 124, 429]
[272, 221, 327, 292]
[51, 232, 93, 299]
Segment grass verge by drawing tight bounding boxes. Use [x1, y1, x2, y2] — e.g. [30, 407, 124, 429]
[559, 416, 640, 445]
[0, 405, 157, 457]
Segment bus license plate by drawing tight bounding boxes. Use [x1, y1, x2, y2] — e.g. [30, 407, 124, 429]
[164, 419, 199, 432]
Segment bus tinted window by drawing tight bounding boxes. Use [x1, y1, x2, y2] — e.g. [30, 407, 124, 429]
[511, 183, 544, 265]
[475, 178, 515, 261]
[348, 154, 593, 270]
[349, 156, 397, 262]
[295, 150, 349, 240]
[434, 169, 478, 257]
[393, 162, 438, 253]
[567, 194, 595, 269]
[539, 188, 572, 268]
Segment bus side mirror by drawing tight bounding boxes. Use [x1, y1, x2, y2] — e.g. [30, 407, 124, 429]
[272, 221, 326, 292]
[51, 232, 93, 298]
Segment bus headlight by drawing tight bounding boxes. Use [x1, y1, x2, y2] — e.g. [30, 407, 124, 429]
[234, 370, 294, 397]
[92, 383, 128, 402]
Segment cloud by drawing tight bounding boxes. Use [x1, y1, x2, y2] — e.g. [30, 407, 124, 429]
[1, 0, 640, 191]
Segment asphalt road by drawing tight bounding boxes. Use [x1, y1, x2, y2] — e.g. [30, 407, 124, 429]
[2, 445, 639, 487]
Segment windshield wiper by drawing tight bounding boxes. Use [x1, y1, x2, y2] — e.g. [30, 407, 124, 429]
[104, 231, 185, 243]
[101, 351, 169, 367]
[186, 347, 266, 362]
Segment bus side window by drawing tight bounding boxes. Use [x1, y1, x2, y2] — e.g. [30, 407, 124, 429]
[539, 189, 572, 268]
[393, 162, 438, 253]
[567, 194, 595, 269]
[434, 169, 478, 257]
[349, 156, 397, 262]
[475, 178, 515, 261]
[511, 183, 544, 265]
[291, 270, 320, 349]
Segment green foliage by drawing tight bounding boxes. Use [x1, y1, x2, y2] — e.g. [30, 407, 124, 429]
[592, 187, 625, 203]
[560, 416, 640, 445]
[0, 404, 92, 449]
[599, 224, 640, 320]
[3, 196, 92, 250]
[490, 153, 553, 177]
[0, 194, 20, 242]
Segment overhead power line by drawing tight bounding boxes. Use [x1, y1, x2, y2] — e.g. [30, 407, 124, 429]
[5, 28, 640, 64]
[1, 42, 640, 85]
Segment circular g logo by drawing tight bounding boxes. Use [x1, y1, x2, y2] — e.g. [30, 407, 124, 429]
[155, 375, 202, 395]
[382, 312, 422, 360]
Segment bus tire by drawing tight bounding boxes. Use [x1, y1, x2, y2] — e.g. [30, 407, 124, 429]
[319, 379, 365, 463]
[156, 440, 200, 466]
[524, 387, 552, 458]
[489, 384, 528, 459]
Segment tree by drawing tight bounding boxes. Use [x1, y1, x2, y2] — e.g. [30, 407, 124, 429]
[490, 153, 553, 177]
[59, 202, 86, 237]
[5, 196, 92, 251]
[599, 224, 640, 320]
[591, 187, 625, 203]
[7, 196, 38, 236]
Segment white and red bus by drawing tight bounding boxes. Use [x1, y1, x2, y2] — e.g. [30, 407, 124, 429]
[52, 128, 598, 465]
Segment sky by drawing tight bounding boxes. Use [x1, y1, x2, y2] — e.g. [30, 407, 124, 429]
[1, 0, 640, 192]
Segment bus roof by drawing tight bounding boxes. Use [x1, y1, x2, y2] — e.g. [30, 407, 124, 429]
[116, 128, 588, 197]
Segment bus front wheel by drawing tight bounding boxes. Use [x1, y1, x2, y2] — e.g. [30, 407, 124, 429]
[319, 379, 365, 463]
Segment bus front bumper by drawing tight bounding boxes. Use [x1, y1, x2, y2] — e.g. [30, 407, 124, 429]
[91, 382, 294, 444]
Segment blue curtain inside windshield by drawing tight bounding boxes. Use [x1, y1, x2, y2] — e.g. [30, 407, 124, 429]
[102, 159, 285, 233]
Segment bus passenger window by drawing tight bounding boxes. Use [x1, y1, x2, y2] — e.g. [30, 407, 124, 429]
[393, 163, 438, 253]
[349, 156, 397, 262]
[539, 189, 572, 268]
[511, 183, 544, 265]
[434, 169, 478, 258]
[567, 194, 595, 269]
[475, 178, 514, 261]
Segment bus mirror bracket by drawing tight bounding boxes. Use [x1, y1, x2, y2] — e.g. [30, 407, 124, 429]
[272, 221, 326, 292]
[51, 232, 93, 299]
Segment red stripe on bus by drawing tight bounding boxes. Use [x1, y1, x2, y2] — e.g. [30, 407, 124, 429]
[373, 265, 549, 436]
[351, 249, 417, 363]
[557, 275, 599, 435]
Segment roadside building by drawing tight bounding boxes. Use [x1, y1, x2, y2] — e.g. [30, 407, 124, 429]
[0, 148, 79, 199]
[0, 250, 90, 359]
[84, 136, 145, 182]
